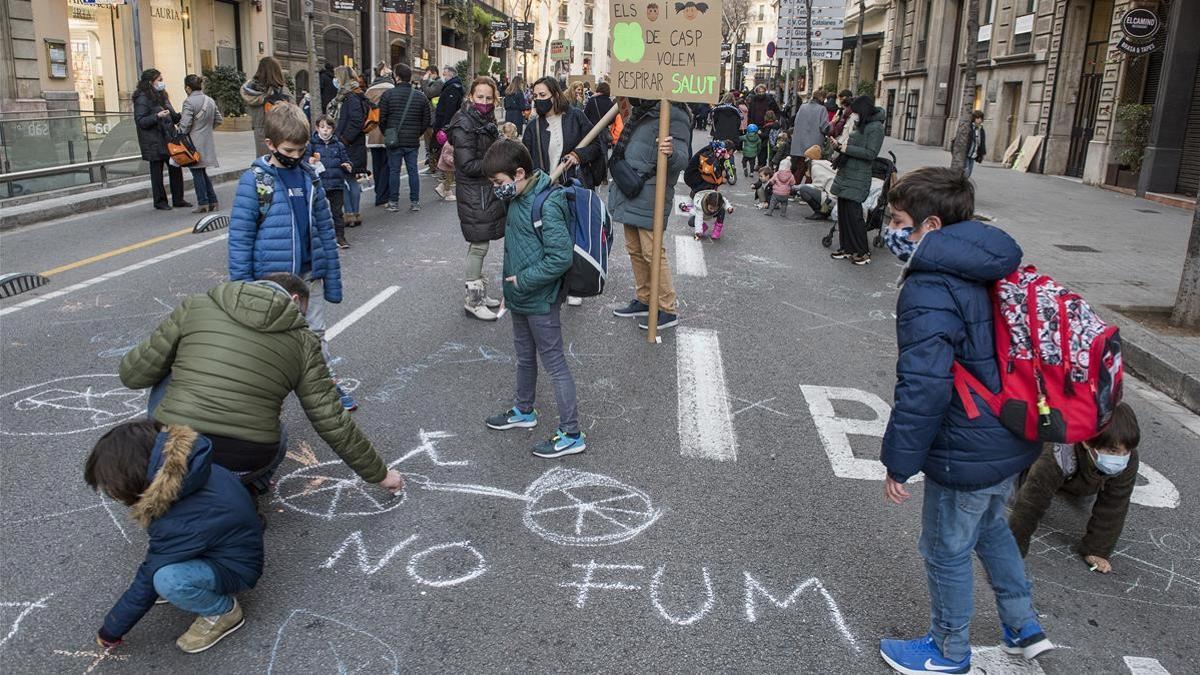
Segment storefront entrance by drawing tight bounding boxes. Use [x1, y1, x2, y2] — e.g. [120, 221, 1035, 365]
[68, 2, 120, 113]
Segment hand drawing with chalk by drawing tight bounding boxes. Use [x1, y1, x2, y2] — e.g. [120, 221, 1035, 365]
[275, 430, 662, 546]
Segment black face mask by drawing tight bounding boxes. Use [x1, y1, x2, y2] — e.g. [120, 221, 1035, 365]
[273, 151, 302, 169]
[534, 99, 553, 117]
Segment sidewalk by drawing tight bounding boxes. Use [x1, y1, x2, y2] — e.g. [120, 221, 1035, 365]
[884, 138, 1199, 414]
[0, 130, 259, 230]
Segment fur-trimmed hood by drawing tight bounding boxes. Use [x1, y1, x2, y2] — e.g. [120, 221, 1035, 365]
[130, 425, 212, 527]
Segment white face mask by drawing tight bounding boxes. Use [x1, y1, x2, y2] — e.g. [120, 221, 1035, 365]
[318, 128, 333, 141]
[154, 81, 167, 92]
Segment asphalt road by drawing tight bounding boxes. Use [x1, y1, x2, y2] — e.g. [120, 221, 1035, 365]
[1, 144, 1197, 675]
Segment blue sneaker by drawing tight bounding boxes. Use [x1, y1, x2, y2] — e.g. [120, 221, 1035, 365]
[532, 429, 586, 458]
[336, 385, 358, 412]
[879, 634, 970, 675]
[638, 311, 679, 330]
[486, 407, 538, 430]
[1002, 621, 1053, 660]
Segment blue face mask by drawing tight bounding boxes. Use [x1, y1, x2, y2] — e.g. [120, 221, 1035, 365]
[884, 226, 917, 261]
[1091, 448, 1130, 475]
[493, 181, 518, 201]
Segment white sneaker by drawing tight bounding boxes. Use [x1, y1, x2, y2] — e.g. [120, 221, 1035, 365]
[444, 192, 457, 201]
[566, 295, 583, 307]
[434, 184, 446, 199]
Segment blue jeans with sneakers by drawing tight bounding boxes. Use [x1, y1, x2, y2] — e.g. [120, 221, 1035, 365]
[153, 559, 234, 616]
[920, 475, 1037, 661]
[512, 301, 579, 434]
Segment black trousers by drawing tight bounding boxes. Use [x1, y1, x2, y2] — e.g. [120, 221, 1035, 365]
[837, 196, 869, 256]
[327, 189, 345, 238]
[370, 147, 391, 206]
[149, 159, 185, 207]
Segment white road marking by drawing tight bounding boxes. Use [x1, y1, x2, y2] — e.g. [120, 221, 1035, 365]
[1124, 656, 1172, 675]
[324, 285, 400, 341]
[674, 235, 708, 277]
[676, 327, 737, 462]
[799, 384, 1179, 506]
[0, 234, 227, 317]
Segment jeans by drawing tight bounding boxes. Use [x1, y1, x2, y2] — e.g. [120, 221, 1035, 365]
[512, 302, 579, 434]
[465, 240, 489, 282]
[370, 147, 391, 205]
[189, 168, 218, 206]
[964, 157, 976, 178]
[153, 560, 234, 617]
[149, 159, 185, 207]
[768, 193, 789, 216]
[343, 174, 361, 214]
[387, 146, 420, 204]
[920, 476, 1038, 661]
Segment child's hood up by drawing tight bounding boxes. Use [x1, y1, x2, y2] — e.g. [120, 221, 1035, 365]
[130, 426, 214, 527]
[906, 220, 1023, 284]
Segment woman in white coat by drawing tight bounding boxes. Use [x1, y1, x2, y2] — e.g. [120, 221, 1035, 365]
[178, 74, 223, 212]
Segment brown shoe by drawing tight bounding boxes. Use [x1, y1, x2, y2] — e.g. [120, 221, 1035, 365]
[175, 598, 244, 653]
[208, 202, 219, 212]
[191, 205, 210, 214]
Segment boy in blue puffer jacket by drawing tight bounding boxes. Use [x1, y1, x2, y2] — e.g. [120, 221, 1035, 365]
[308, 115, 353, 249]
[877, 167, 1051, 675]
[229, 103, 357, 411]
[88, 421, 263, 654]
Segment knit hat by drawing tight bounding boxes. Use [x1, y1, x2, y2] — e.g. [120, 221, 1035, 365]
[804, 144, 822, 161]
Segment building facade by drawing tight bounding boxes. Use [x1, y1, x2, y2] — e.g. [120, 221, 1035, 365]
[873, 0, 1197, 196]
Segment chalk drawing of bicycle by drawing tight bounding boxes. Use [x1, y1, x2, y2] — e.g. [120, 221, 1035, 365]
[0, 375, 146, 436]
[274, 430, 662, 547]
[1029, 526, 1200, 609]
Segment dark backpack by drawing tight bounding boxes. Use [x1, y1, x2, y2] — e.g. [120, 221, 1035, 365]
[531, 179, 613, 298]
[263, 88, 290, 114]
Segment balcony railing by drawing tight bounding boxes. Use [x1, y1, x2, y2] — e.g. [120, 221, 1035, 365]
[0, 113, 143, 200]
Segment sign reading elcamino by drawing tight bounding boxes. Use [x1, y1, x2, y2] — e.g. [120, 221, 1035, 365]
[1117, 7, 1160, 55]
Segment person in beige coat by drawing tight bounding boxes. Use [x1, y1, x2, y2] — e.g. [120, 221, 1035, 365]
[365, 62, 394, 207]
[178, 74, 223, 212]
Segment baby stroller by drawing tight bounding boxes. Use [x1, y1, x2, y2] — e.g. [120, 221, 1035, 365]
[820, 151, 899, 249]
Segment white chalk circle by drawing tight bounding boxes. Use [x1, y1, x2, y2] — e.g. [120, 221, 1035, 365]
[274, 460, 408, 520]
[0, 375, 146, 436]
[522, 468, 662, 547]
[406, 541, 488, 587]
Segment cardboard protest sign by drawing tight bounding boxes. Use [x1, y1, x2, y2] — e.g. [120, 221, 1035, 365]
[550, 39, 572, 62]
[609, 0, 723, 103]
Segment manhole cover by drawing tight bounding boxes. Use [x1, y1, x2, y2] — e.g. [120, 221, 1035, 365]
[1135, 208, 1160, 214]
[1054, 244, 1100, 253]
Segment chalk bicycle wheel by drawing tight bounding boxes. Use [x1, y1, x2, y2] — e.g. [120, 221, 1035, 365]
[521, 467, 661, 546]
[274, 460, 406, 520]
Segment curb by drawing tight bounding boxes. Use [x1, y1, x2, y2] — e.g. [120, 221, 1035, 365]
[1107, 308, 1200, 417]
[0, 167, 244, 231]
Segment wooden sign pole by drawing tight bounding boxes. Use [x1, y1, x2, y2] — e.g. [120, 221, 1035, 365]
[645, 99, 672, 344]
[546, 103, 620, 183]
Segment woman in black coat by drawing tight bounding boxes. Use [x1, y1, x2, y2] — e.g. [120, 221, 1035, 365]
[502, 75, 529, 136]
[447, 76, 507, 321]
[133, 68, 189, 210]
[332, 66, 369, 226]
[521, 77, 603, 187]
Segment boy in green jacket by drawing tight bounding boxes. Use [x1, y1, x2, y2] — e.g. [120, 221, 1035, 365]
[739, 124, 762, 176]
[1009, 402, 1141, 574]
[480, 140, 586, 458]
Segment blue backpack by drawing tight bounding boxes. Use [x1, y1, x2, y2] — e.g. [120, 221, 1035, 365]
[531, 178, 613, 298]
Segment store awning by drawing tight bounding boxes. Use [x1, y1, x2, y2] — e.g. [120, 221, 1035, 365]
[842, 32, 885, 50]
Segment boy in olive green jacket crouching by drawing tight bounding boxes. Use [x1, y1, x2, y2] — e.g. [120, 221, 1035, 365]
[480, 139, 585, 459]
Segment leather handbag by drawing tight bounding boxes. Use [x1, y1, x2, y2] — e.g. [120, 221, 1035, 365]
[167, 129, 201, 167]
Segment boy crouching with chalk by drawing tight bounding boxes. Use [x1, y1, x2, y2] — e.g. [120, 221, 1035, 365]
[88, 421, 262, 654]
[1009, 402, 1142, 574]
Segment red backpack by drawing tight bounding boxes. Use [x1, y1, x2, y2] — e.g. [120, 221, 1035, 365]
[952, 265, 1123, 444]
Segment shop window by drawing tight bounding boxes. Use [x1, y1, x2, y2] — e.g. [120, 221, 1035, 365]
[559, 3, 568, 23]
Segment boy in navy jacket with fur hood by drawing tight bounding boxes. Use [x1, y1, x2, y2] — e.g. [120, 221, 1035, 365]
[307, 115, 353, 249]
[88, 422, 263, 654]
[877, 168, 1051, 675]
